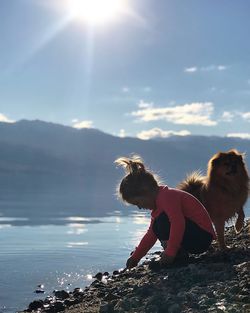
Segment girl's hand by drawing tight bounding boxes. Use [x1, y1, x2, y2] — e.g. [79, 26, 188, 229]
[126, 256, 138, 269]
[159, 252, 175, 266]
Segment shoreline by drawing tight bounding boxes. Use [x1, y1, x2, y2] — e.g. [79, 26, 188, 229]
[20, 220, 250, 313]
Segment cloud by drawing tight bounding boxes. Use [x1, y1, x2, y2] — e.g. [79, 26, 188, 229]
[185, 65, 228, 73]
[0, 113, 15, 123]
[217, 65, 227, 71]
[138, 99, 153, 109]
[221, 111, 234, 122]
[72, 120, 93, 129]
[119, 129, 126, 138]
[131, 102, 217, 126]
[122, 86, 130, 93]
[201, 65, 227, 71]
[137, 128, 191, 140]
[143, 86, 152, 92]
[227, 133, 250, 140]
[240, 112, 250, 122]
[184, 67, 198, 73]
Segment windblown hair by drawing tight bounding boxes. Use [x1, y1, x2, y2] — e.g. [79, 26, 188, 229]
[115, 155, 160, 202]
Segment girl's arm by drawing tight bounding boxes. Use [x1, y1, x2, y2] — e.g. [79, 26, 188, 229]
[130, 219, 157, 263]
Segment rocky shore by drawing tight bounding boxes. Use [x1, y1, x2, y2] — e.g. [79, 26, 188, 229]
[20, 220, 250, 313]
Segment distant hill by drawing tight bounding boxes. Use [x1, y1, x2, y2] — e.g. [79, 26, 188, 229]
[0, 120, 249, 217]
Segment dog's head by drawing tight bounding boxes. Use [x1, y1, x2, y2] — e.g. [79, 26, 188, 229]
[208, 149, 248, 179]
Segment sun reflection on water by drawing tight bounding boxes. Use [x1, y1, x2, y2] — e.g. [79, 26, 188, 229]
[66, 222, 88, 235]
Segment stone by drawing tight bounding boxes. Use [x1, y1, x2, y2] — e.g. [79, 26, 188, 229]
[168, 303, 181, 313]
[28, 300, 44, 311]
[53, 290, 70, 300]
[34, 289, 45, 294]
[52, 301, 65, 312]
[94, 272, 103, 281]
[99, 302, 114, 313]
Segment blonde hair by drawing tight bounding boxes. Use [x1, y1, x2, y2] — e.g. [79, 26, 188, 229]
[115, 155, 160, 203]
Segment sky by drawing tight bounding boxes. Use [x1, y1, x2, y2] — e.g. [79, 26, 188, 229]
[0, 0, 250, 140]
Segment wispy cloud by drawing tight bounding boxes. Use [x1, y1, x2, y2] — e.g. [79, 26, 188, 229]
[184, 65, 228, 73]
[220, 111, 234, 122]
[122, 86, 130, 93]
[137, 128, 191, 140]
[201, 65, 227, 71]
[227, 133, 250, 140]
[121, 86, 152, 93]
[131, 101, 217, 126]
[184, 67, 198, 73]
[138, 99, 153, 109]
[0, 113, 15, 123]
[220, 110, 250, 123]
[72, 119, 93, 129]
[240, 112, 250, 122]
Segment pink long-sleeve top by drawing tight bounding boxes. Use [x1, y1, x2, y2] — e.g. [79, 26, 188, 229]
[131, 186, 216, 261]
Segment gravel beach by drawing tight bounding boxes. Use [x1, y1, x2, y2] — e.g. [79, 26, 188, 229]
[20, 219, 250, 313]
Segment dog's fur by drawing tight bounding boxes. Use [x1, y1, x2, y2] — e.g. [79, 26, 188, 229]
[178, 149, 249, 249]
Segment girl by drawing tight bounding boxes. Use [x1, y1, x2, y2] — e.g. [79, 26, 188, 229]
[115, 155, 216, 268]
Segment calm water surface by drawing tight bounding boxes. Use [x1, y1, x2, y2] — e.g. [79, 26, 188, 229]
[0, 212, 160, 313]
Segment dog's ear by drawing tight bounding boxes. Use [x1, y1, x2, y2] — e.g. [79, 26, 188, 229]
[211, 152, 224, 166]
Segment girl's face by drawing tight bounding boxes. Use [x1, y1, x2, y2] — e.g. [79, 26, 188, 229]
[128, 194, 157, 211]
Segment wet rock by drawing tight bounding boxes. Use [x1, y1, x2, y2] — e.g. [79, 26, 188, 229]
[73, 287, 83, 294]
[103, 292, 120, 301]
[53, 290, 70, 300]
[28, 300, 44, 311]
[64, 299, 78, 306]
[168, 303, 181, 313]
[53, 301, 65, 312]
[37, 284, 45, 289]
[44, 296, 55, 304]
[148, 259, 162, 271]
[99, 302, 114, 313]
[35, 289, 45, 294]
[145, 304, 159, 313]
[94, 272, 103, 281]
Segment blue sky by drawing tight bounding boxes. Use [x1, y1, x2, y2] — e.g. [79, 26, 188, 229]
[0, 0, 250, 139]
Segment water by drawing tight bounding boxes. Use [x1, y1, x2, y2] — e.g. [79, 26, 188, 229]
[0, 212, 160, 313]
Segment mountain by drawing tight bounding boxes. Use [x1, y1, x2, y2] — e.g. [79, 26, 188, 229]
[0, 120, 249, 217]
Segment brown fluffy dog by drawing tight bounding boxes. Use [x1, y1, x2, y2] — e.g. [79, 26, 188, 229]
[178, 149, 249, 249]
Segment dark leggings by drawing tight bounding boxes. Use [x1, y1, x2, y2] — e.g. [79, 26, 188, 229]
[152, 212, 213, 254]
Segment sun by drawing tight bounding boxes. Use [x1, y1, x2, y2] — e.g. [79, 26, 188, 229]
[67, 0, 128, 25]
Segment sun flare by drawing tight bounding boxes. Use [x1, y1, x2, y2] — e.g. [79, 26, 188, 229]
[67, 0, 128, 25]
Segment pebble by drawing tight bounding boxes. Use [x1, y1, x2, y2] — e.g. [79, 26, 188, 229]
[94, 272, 103, 281]
[28, 300, 44, 311]
[53, 290, 70, 300]
[34, 289, 45, 294]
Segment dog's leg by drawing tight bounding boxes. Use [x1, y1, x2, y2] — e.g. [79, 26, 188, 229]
[235, 208, 245, 233]
[213, 219, 228, 250]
